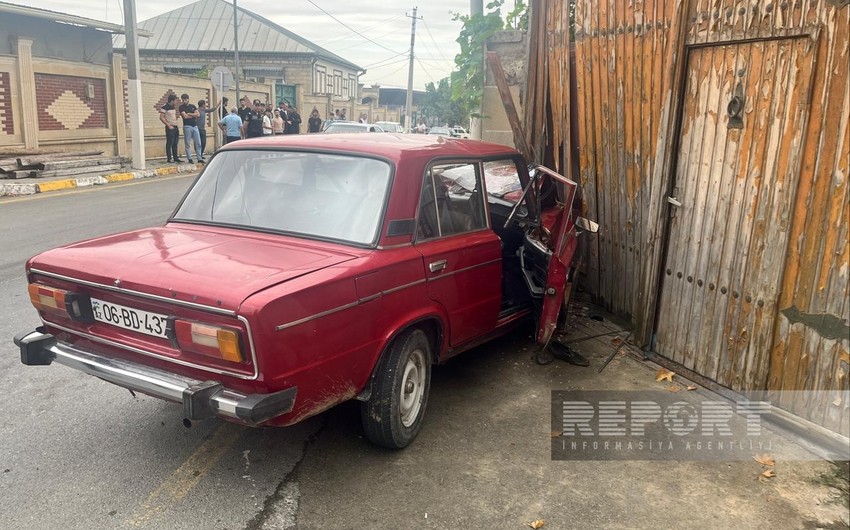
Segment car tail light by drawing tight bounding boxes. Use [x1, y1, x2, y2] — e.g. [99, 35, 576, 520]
[28, 284, 93, 321]
[174, 320, 244, 363]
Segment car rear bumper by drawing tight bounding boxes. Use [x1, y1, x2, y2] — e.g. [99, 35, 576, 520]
[14, 328, 296, 426]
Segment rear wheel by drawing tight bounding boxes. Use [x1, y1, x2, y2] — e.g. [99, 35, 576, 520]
[361, 329, 432, 449]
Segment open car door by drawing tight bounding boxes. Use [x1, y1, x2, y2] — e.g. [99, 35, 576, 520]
[523, 166, 580, 345]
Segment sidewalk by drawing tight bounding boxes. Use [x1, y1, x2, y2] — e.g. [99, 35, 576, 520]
[0, 159, 200, 197]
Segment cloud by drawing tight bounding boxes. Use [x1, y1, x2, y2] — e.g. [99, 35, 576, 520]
[24, 0, 470, 88]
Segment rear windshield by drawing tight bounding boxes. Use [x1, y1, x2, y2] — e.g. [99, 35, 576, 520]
[172, 150, 392, 246]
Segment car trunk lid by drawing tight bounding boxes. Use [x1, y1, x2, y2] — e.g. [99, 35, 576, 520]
[29, 225, 358, 310]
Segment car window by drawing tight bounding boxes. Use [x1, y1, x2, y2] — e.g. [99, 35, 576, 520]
[172, 150, 391, 246]
[482, 160, 524, 204]
[416, 162, 487, 240]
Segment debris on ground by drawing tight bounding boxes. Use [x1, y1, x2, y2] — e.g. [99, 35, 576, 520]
[754, 454, 776, 467]
[527, 519, 545, 529]
[655, 369, 675, 382]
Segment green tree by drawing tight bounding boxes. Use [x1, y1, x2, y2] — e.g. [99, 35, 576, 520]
[421, 77, 471, 127]
[450, 0, 506, 117]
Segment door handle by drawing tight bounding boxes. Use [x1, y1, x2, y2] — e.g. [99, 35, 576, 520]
[429, 260, 448, 273]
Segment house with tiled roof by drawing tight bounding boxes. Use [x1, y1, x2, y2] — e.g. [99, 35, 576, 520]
[113, 0, 364, 108]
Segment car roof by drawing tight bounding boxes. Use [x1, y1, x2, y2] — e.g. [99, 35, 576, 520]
[219, 133, 520, 162]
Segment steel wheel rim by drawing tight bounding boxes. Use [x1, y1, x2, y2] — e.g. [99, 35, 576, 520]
[399, 348, 426, 427]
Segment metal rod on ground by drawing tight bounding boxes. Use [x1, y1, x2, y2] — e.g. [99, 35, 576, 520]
[598, 330, 634, 373]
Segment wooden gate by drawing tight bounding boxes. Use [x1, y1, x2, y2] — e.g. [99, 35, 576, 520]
[655, 37, 816, 392]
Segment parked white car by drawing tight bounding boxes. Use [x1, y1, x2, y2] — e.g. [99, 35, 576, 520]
[451, 126, 470, 139]
[323, 122, 386, 133]
[375, 121, 404, 134]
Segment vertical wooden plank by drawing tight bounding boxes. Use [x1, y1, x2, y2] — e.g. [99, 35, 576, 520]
[682, 43, 738, 373]
[619, 0, 635, 320]
[696, 44, 764, 379]
[714, 40, 779, 387]
[597, 0, 615, 310]
[574, 0, 601, 296]
[743, 38, 815, 392]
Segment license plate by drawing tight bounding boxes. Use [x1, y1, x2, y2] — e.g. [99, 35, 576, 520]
[90, 298, 170, 339]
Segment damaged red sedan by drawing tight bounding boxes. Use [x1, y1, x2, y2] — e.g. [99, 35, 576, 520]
[15, 134, 596, 448]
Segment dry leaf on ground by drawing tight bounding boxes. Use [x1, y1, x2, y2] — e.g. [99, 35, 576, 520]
[656, 369, 675, 383]
[527, 520, 545, 529]
[611, 337, 623, 346]
[760, 469, 776, 479]
[753, 454, 775, 466]
[666, 385, 682, 393]
[687, 385, 698, 391]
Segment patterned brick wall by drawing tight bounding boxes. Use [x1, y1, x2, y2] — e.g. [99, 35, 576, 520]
[0, 72, 13, 135]
[35, 74, 107, 131]
[144, 86, 212, 128]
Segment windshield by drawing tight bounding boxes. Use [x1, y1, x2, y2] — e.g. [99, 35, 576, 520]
[172, 150, 392, 246]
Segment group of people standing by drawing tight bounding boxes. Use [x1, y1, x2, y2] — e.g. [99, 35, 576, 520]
[159, 92, 329, 162]
[218, 96, 313, 144]
[158, 93, 209, 164]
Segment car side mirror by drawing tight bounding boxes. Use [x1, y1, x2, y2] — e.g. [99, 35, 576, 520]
[575, 217, 599, 234]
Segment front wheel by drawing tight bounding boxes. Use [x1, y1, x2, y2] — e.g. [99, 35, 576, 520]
[361, 329, 432, 449]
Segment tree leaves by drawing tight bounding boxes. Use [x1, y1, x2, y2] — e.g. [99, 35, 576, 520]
[753, 454, 775, 467]
[527, 520, 545, 529]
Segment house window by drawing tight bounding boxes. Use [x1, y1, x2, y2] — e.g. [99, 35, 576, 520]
[333, 70, 343, 97]
[348, 74, 357, 99]
[315, 65, 327, 95]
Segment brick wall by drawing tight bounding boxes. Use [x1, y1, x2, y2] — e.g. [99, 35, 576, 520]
[34, 74, 107, 131]
[0, 72, 12, 135]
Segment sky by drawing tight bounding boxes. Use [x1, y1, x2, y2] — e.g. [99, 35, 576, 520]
[18, 0, 475, 89]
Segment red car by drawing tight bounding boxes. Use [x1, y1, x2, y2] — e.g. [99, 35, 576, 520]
[15, 134, 597, 448]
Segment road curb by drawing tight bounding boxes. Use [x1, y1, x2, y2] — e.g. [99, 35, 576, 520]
[0, 163, 198, 197]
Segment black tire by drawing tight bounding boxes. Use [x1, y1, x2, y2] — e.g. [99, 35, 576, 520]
[361, 329, 432, 449]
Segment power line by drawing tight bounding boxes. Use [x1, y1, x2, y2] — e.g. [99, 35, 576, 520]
[363, 55, 410, 69]
[420, 19, 450, 65]
[316, 12, 405, 45]
[415, 57, 438, 85]
[304, 0, 406, 57]
[375, 59, 412, 81]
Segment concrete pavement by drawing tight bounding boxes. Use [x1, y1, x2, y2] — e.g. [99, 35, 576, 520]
[0, 159, 200, 197]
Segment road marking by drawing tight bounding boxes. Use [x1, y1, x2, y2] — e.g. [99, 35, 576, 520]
[0, 173, 196, 204]
[126, 422, 242, 527]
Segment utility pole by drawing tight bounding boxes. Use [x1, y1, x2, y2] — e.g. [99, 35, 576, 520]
[469, 0, 483, 140]
[404, 7, 422, 133]
[123, 0, 145, 169]
[232, 0, 241, 102]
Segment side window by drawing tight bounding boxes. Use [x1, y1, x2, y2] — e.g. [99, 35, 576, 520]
[416, 162, 488, 240]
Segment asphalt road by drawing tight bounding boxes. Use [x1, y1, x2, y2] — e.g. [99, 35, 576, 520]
[1, 175, 845, 530]
[0, 175, 319, 530]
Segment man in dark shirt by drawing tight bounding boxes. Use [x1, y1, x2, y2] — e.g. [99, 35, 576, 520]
[243, 99, 265, 138]
[178, 94, 203, 163]
[158, 94, 181, 163]
[237, 96, 252, 139]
